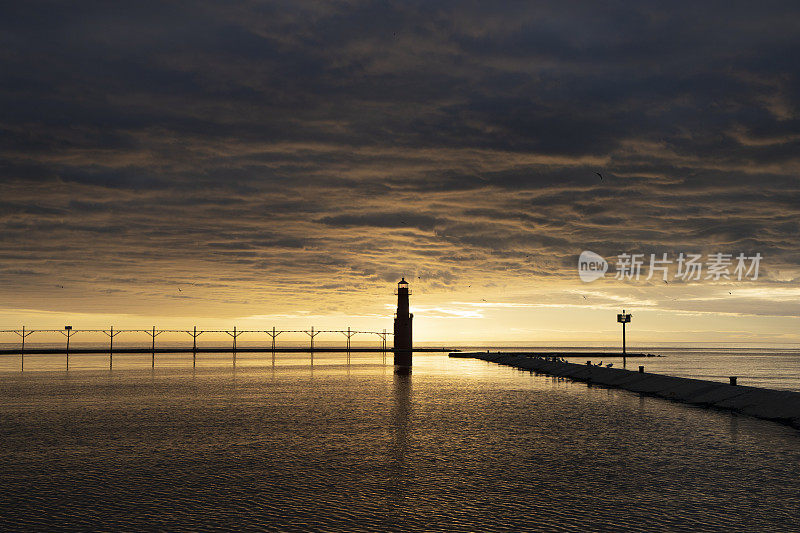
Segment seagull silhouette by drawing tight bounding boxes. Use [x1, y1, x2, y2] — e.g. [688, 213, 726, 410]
[596, 172, 604, 181]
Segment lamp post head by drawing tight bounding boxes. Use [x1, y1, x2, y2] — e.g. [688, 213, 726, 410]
[64, 325, 72, 330]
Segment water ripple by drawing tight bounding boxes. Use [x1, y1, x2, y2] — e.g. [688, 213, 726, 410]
[0, 357, 799, 531]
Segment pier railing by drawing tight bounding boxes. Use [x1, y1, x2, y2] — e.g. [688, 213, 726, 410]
[1, 326, 394, 370]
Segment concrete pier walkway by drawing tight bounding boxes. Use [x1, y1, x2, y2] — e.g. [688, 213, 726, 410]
[453, 351, 800, 430]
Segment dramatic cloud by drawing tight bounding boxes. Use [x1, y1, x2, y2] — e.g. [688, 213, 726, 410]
[1, 1, 799, 342]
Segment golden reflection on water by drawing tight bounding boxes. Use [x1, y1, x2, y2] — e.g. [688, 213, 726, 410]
[0, 353, 798, 531]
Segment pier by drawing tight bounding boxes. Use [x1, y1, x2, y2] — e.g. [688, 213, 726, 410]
[453, 351, 800, 430]
[448, 351, 661, 359]
[1, 346, 453, 356]
[2, 279, 432, 371]
[0, 325, 451, 370]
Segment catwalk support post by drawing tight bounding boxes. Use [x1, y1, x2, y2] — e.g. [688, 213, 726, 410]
[103, 326, 122, 369]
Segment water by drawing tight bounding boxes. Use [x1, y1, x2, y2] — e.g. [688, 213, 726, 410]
[5, 345, 800, 391]
[1, 353, 800, 531]
[456, 346, 800, 392]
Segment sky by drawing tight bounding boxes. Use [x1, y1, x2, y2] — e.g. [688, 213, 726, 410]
[1, 1, 800, 346]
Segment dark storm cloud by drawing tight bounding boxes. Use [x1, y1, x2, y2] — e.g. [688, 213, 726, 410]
[318, 212, 442, 231]
[1, 0, 799, 315]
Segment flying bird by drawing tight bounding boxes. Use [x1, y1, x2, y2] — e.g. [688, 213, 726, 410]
[664, 280, 669, 284]
[596, 172, 604, 181]
[582, 295, 587, 299]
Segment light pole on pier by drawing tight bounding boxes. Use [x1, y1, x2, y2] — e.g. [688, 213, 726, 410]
[617, 310, 632, 366]
[63, 325, 74, 370]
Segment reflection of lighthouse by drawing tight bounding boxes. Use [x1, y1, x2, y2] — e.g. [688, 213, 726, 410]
[393, 278, 413, 368]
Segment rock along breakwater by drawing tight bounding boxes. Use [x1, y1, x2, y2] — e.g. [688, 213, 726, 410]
[452, 352, 800, 431]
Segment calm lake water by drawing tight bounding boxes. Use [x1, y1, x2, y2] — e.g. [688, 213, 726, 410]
[1, 352, 800, 531]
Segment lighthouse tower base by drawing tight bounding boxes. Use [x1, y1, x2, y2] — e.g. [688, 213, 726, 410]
[393, 313, 412, 368]
[393, 278, 413, 369]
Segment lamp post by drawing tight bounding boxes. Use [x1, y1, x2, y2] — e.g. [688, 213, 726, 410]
[617, 311, 631, 366]
[64, 325, 73, 370]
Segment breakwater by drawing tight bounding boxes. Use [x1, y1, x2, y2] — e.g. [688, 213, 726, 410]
[453, 351, 800, 430]
[0, 346, 452, 355]
[1, 347, 454, 371]
[449, 351, 661, 359]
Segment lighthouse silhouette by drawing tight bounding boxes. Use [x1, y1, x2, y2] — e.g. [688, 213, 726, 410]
[393, 278, 413, 368]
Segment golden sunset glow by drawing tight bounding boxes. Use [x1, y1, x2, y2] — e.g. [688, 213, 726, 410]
[1, 2, 799, 346]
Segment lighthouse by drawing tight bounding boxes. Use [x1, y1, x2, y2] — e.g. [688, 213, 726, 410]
[393, 278, 413, 368]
